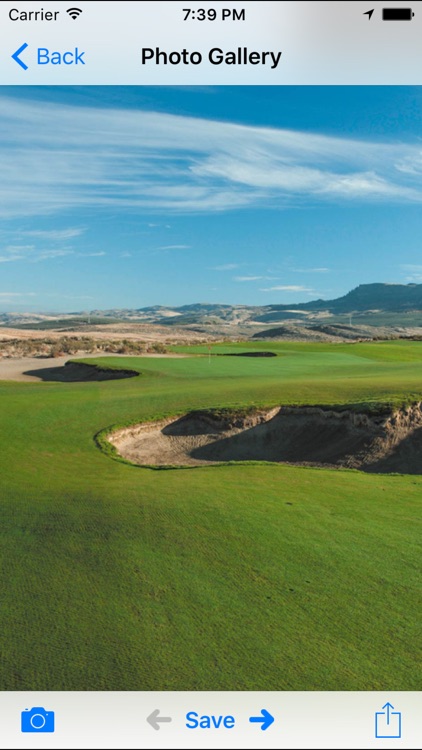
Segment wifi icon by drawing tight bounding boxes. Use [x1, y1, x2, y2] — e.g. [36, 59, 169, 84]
[66, 7, 83, 20]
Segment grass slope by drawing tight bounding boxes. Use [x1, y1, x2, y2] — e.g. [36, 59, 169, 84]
[0, 341, 421, 690]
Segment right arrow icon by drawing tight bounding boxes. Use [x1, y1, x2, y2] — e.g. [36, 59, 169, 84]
[249, 708, 274, 731]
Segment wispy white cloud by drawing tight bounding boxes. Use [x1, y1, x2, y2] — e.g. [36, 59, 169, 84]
[1, 95, 422, 219]
[260, 285, 314, 293]
[0, 243, 75, 263]
[0, 227, 105, 264]
[35, 249, 74, 261]
[401, 264, 422, 272]
[211, 263, 240, 271]
[23, 228, 85, 241]
[0, 292, 37, 297]
[234, 275, 278, 282]
[291, 267, 330, 273]
[400, 264, 422, 283]
[234, 276, 263, 282]
[0, 245, 35, 263]
[156, 244, 191, 251]
[45, 293, 95, 300]
[5, 245, 34, 252]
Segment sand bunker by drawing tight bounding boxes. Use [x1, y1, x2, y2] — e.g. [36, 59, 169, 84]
[107, 403, 422, 474]
[219, 351, 277, 357]
[24, 361, 138, 382]
[0, 354, 138, 382]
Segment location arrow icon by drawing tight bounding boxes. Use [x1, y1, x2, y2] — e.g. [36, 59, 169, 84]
[12, 42, 29, 70]
[249, 708, 274, 731]
[364, 9, 374, 20]
[147, 709, 172, 730]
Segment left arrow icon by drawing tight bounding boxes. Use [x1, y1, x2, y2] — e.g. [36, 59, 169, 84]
[12, 43, 29, 70]
[147, 709, 172, 731]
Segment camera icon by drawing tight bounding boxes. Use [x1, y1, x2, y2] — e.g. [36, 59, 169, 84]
[21, 707, 55, 733]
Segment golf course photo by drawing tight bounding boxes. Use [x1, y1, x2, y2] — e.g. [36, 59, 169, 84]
[0, 341, 420, 691]
[0, 85, 421, 692]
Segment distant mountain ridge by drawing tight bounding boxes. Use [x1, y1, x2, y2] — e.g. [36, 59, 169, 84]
[1, 283, 422, 329]
[265, 283, 422, 315]
[135, 283, 422, 325]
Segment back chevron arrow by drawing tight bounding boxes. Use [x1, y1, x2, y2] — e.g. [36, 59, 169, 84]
[12, 43, 29, 70]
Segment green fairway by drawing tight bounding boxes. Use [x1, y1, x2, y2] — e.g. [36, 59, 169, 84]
[0, 340, 421, 690]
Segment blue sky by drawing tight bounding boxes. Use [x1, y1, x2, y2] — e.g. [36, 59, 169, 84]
[1, 85, 422, 312]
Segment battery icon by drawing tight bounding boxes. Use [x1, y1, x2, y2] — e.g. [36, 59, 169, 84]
[382, 8, 415, 20]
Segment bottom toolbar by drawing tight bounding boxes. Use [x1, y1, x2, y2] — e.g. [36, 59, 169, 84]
[0, 691, 419, 749]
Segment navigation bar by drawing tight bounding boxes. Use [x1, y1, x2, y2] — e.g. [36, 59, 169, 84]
[2, 1, 422, 84]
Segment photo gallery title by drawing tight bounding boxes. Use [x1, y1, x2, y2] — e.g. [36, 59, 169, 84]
[141, 47, 282, 69]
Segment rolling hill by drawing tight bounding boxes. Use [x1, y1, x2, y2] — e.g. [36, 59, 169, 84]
[2, 284, 422, 340]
